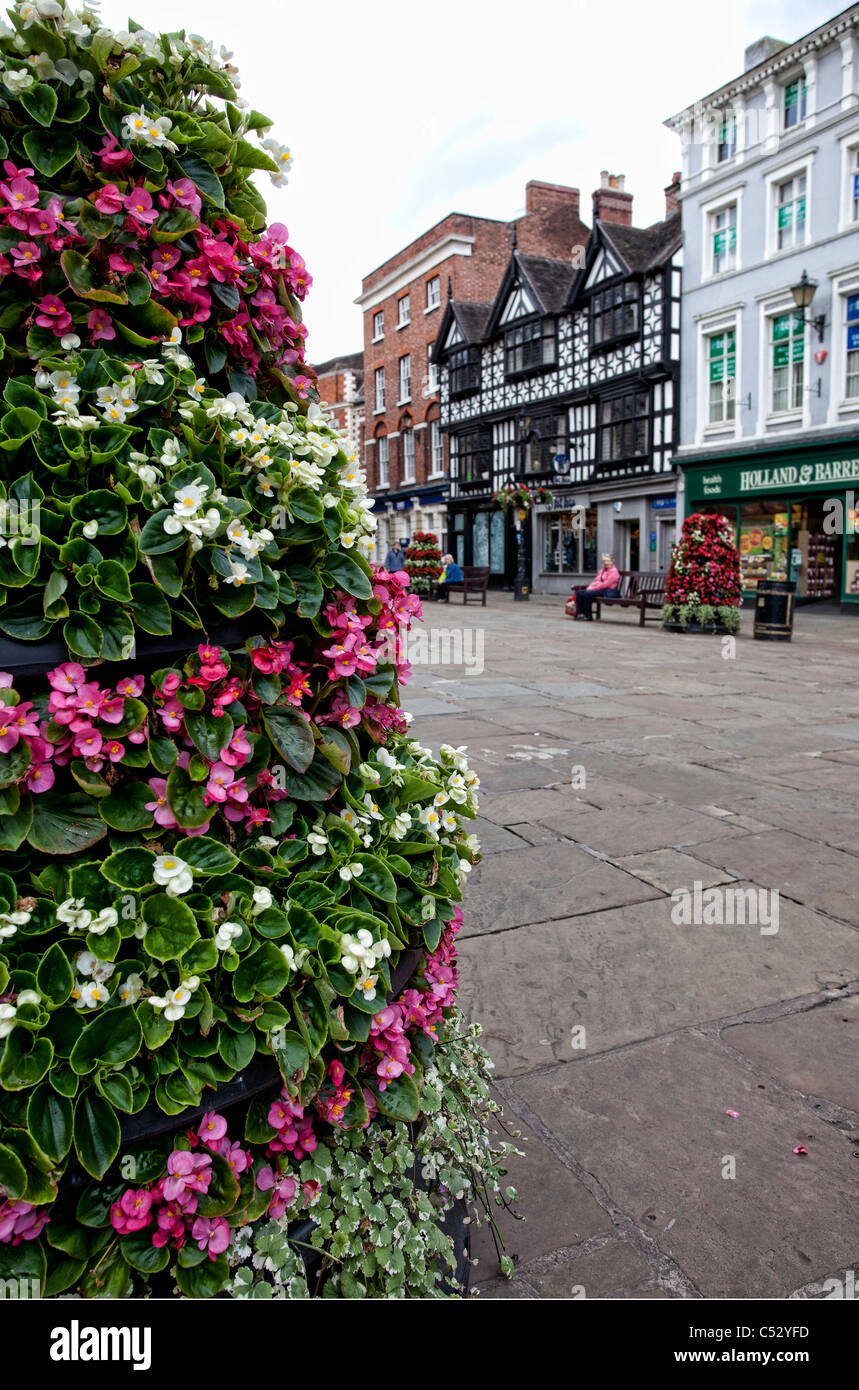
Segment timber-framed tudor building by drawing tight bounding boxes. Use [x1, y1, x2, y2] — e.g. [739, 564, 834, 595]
[434, 182, 683, 593]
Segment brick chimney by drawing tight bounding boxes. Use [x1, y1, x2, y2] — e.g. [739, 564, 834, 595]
[664, 171, 681, 219]
[592, 172, 633, 227]
[517, 179, 589, 261]
[525, 179, 580, 219]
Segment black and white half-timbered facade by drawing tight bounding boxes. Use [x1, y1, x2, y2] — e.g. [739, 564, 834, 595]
[434, 210, 683, 593]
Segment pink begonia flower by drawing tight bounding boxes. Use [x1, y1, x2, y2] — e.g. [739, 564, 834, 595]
[14, 205, 57, 237]
[0, 175, 39, 210]
[250, 645, 283, 675]
[152, 244, 180, 273]
[108, 252, 135, 275]
[10, 241, 40, 268]
[157, 698, 184, 731]
[116, 674, 145, 697]
[292, 374, 313, 400]
[166, 178, 202, 217]
[0, 712, 21, 754]
[302, 1179, 322, 1206]
[145, 778, 177, 828]
[197, 1111, 227, 1147]
[88, 307, 115, 343]
[98, 134, 134, 172]
[256, 1166, 297, 1219]
[205, 762, 237, 803]
[191, 1215, 230, 1259]
[218, 1139, 250, 1176]
[182, 254, 211, 287]
[104, 740, 125, 763]
[219, 725, 251, 767]
[7, 701, 39, 739]
[0, 673, 12, 690]
[0, 1198, 50, 1245]
[110, 1189, 153, 1234]
[157, 672, 182, 697]
[35, 295, 72, 335]
[97, 695, 125, 723]
[161, 1150, 212, 1201]
[73, 727, 103, 758]
[48, 662, 85, 693]
[124, 186, 158, 225]
[151, 1202, 189, 1249]
[93, 183, 124, 215]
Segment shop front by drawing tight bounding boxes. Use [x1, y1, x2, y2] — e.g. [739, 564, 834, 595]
[533, 480, 677, 595]
[681, 440, 859, 606]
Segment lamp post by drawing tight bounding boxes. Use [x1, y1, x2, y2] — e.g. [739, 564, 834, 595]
[790, 270, 826, 342]
[513, 418, 539, 601]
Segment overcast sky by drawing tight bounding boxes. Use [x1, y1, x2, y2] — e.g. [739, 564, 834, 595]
[100, 0, 840, 362]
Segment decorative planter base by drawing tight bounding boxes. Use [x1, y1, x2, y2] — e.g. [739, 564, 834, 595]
[663, 621, 730, 635]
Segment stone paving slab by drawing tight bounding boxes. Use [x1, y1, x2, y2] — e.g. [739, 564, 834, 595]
[692, 830, 859, 928]
[614, 848, 739, 892]
[513, 1031, 859, 1297]
[459, 840, 661, 939]
[534, 801, 748, 858]
[519, 1240, 654, 1300]
[723, 996, 859, 1114]
[457, 897, 859, 1076]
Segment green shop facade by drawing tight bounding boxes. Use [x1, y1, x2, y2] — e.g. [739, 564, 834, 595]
[680, 436, 859, 606]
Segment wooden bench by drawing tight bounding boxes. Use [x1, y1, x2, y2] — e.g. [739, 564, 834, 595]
[443, 566, 490, 606]
[592, 571, 666, 626]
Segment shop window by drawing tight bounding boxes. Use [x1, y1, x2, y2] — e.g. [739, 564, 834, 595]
[846, 293, 859, 399]
[791, 500, 839, 600]
[591, 283, 639, 346]
[770, 312, 804, 413]
[541, 506, 597, 574]
[738, 502, 790, 591]
[707, 330, 736, 423]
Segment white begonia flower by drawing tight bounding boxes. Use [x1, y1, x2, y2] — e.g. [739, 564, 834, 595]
[256, 835, 277, 849]
[356, 972, 378, 1001]
[60, 333, 81, 350]
[223, 560, 250, 587]
[87, 906, 118, 937]
[148, 975, 199, 1021]
[4, 68, 35, 92]
[49, 369, 79, 402]
[122, 105, 177, 150]
[0, 907, 28, 938]
[72, 981, 109, 1010]
[307, 829, 328, 856]
[16, 988, 40, 1006]
[215, 921, 242, 951]
[338, 862, 364, 882]
[441, 810, 458, 833]
[152, 854, 194, 896]
[0, 1003, 17, 1037]
[338, 808, 360, 829]
[57, 897, 93, 933]
[173, 481, 208, 516]
[389, 811, 412, 840]
[118, 972, 144, 1005]
[280, 943, 298, 972]
[362, 793, 384, 821]
[262, 137, 292, 188]
[226, 520, 250, 547]
[252, 886, 273, 913]
[160, 436, 181, 468]
[420, 807, 442, 839]
[74, 951, 115, 982]
[82, 520, 99, 539]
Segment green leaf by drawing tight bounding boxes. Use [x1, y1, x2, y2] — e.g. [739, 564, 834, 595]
[28, 791, 106, 854]
[174, 835, 237, 875]
[233, 942, 291, 1002]
[99, 783, 154, 832]
[262, 703, 314, 773]
[0, 739, 31, 790]
[0, 792, 32, 852]
[63, 613, 103, 660]
[73, 1091, 121, 1179]
[323, 551, 374, 599]
[184, 710, 232, 762]
[121, 1229, 170, 1274]
[27, 1084, 73, 1162]
[218, 1027, 256, 1072]
[70, 1007, 143, 1075]
[101, 847, 155, 890]
[94, 558, 132, 603]
[36, 942, 74, 1006]
[19, 82, 58, 127]
[166, 764, 210, 829]
[22, 128, 77, 177]
[0, 1142, 27, 1199]
[372, 1070, 420, 1121]
[269, 1028, 308, 1086]
[0, 1027, 53, 1090]
[141, 893, 200, 961]
[288, 564, 323, 618]
[177, 153, 225, 208]
[351, 853, 397, 902]
[175, 1251, 229, 1297]
[130, 582, 172, 634]
[99, 605, 136, 662]
[96, 1070, 134, 1112]
[60, 250, 127, 305]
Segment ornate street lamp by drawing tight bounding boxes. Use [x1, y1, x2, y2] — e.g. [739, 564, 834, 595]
[790, 270, 826, 342]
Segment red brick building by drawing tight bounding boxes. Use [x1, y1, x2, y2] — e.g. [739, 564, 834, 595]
[312, 350, 364, 461]
[356, 181, 590, 553]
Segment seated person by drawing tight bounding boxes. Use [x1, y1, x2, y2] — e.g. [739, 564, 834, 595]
[574, 553, 620, 621]
[437, 553, 463, 600]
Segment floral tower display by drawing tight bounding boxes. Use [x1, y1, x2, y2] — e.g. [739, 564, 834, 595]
[0, 5, 514, 1298]
[404, 531, 443, 596]
[662, 512, 742, 635]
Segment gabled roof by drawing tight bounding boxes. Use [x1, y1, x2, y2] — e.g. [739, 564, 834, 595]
[571, 210, 681, 303]
[432, 299, 492, 360]
[484, 250, 577, 337]
[312, 350, 364, 376]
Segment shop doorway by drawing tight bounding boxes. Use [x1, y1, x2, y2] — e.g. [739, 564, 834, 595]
[616, 519, 640, 570]
[658, 518, 676, 572]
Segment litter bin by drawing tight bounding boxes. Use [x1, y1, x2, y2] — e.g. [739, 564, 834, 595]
[753, 579, 796, 641]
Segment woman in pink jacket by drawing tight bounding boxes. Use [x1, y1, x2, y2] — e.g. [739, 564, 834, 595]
[574, 554, 621, 621]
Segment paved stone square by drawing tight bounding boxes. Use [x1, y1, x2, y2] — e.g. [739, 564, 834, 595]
[407, 594, 859, 1300]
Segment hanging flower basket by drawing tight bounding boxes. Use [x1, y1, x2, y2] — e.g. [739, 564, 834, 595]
[0, 4, 518, 1301]
[493, 484, 552, 511]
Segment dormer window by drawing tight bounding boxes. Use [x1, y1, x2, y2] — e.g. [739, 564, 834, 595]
[591, 283, 639, 347]
[504, 319, 556, 375]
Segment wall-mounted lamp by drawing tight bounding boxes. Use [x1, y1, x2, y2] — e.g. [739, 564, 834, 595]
[790, 270, 826, 342]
